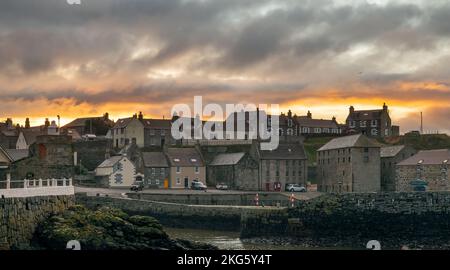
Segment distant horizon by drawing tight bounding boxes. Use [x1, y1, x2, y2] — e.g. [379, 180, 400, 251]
[1, 0, 449, 135]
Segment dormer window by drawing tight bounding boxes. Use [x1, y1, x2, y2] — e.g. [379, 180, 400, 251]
[190, 158, 197, 163]
[174, 158, 180, 162]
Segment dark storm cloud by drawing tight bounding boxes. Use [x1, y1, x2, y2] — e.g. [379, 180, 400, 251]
[0, 0, 450, 109]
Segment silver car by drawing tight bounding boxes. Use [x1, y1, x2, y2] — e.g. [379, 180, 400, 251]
[287, 184, 306, 192]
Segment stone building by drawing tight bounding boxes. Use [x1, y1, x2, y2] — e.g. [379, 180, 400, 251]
[396, 149, 450, 192]
[142, 152, 170, 189]
[95, 155, 140, 188]
[297, 111, 342, 136]
[142, 118, 176, 147]
[380, 145, 417, 192]
[111, 114, 145, 148]
[0, 130, 18, 149]
[165, 147, 206, 189]
[255, 141, 308, 191]
[317, 134, 381, 193]
[207, 152, 259, 191]
[62, 113, 114, 136]
[345, 103, 399, 138]
[10, 135, 75, 180]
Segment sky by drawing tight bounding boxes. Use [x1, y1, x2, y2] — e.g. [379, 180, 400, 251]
[0, 0, 449, 134]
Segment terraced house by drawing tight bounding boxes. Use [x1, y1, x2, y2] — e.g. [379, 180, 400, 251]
[165, 147, 205, 189]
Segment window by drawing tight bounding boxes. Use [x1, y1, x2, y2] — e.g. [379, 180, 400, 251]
[149, 129, 155, 136]
[360, 121, 367, 127]
[155, 179, 160, 185]
[174, 158, 180, 162]
[371, 120, 377, 127]
[287, 129, 293, 135]
[349, 121, 356, 128]
[195, 166, 199, 174]
[176, 166, 181, 173]
[371, 129, 378, 136]
[302, 127, 309, 133]
[151, 168, 156, 175]
[191, 158, 197, 163]
[385, 129, 389, 136]
[314, 128, 321, 133]
[176, 177, 181, 185]
[161, 168, 165, 175]
[288, 119, 293, 127]
[323, 128, 329, 133]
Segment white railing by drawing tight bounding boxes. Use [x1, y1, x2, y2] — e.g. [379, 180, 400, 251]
[0, 178, 74, 198]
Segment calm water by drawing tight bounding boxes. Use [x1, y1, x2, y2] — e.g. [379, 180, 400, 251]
[164, 227, 326, 250]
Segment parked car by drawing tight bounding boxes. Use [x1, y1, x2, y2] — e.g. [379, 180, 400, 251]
[191, 181, 208, 191]
[286, 184, 306, 192]
[216, 183, 229, 190]
[130, 182, 144, 192]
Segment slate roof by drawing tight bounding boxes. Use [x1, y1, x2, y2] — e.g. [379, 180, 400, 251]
[142, 119, 172, 129]
[4, 149, 29, 162]
[142, 152, 169, 167]
[21, 130, 43, 145]
[260, 143, 307, 160]
[297, 117, 339, 128]
[97, 156, 123, 168]
[210, 152, 246, 166]
[113, 118, 138, 129]
[397, 149, 450, 166]
[318, 134, 380, 151]
[64, 116, 114, 128]
[347, 110, 384, 120]
[380, 145, 406, 158]
[166, 148, 204, 167]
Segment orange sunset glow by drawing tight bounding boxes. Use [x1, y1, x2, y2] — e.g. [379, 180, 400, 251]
[0, 0, 449, 134]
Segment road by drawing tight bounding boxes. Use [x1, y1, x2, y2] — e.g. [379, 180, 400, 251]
[74, 186, 323, 200]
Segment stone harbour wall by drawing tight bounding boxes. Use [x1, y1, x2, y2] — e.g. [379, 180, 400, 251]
[76, 193, 288, 235]
[288, 192, 450, 239]
[0, 195, 75, 250]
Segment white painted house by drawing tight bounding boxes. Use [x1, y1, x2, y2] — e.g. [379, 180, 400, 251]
[95, 155, 138, 188]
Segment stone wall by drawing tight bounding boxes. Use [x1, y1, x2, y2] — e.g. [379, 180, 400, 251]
[0, 195, 75, 250]
[76, 193, 288, 235]
[288, 192, 450, 239]
[396, 164, 449, 192]
[126, 192, 295, 207]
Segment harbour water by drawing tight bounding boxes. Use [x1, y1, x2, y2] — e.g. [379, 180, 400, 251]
[164, 227, 326, 250]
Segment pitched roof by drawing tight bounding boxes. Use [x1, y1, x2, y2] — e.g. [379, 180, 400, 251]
[142, 152, 169, 167]
[166, 148, 204, 167]
[4, 149, 29, 162]
[1, 130, 18, 137]
[63, 116, 114, 128]
[113, 117, 141, 129]
[260, 143, 307, 160]
[347, 110, 384, 120]
[0, 145, 12, 163]
[318, 134, 380, 151]
[21, 129, 43, 145]
[380, 145, 406, 158]
[210, 152, 246, 166]
[97, 156, 124, 168]
[297, 117, 339, 128]
[142, 119, 172, 129]
[397, 149, 450, 166]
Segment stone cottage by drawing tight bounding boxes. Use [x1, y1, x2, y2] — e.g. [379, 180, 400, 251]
[10, 135, 75, 180]
[396, 149, 450, 192]
[142, 152, 169, 189]
[380, 145, 417, 192]
[317, 134, 381, 193]
[208, 152, 259, 190]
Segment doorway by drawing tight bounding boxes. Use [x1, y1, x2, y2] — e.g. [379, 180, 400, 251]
[184, 177, 189, 189]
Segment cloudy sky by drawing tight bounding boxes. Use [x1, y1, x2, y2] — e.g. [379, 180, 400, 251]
[0, 0, 449, 134]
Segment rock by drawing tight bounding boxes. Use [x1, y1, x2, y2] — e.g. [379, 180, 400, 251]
[33, 205, 217, 250]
